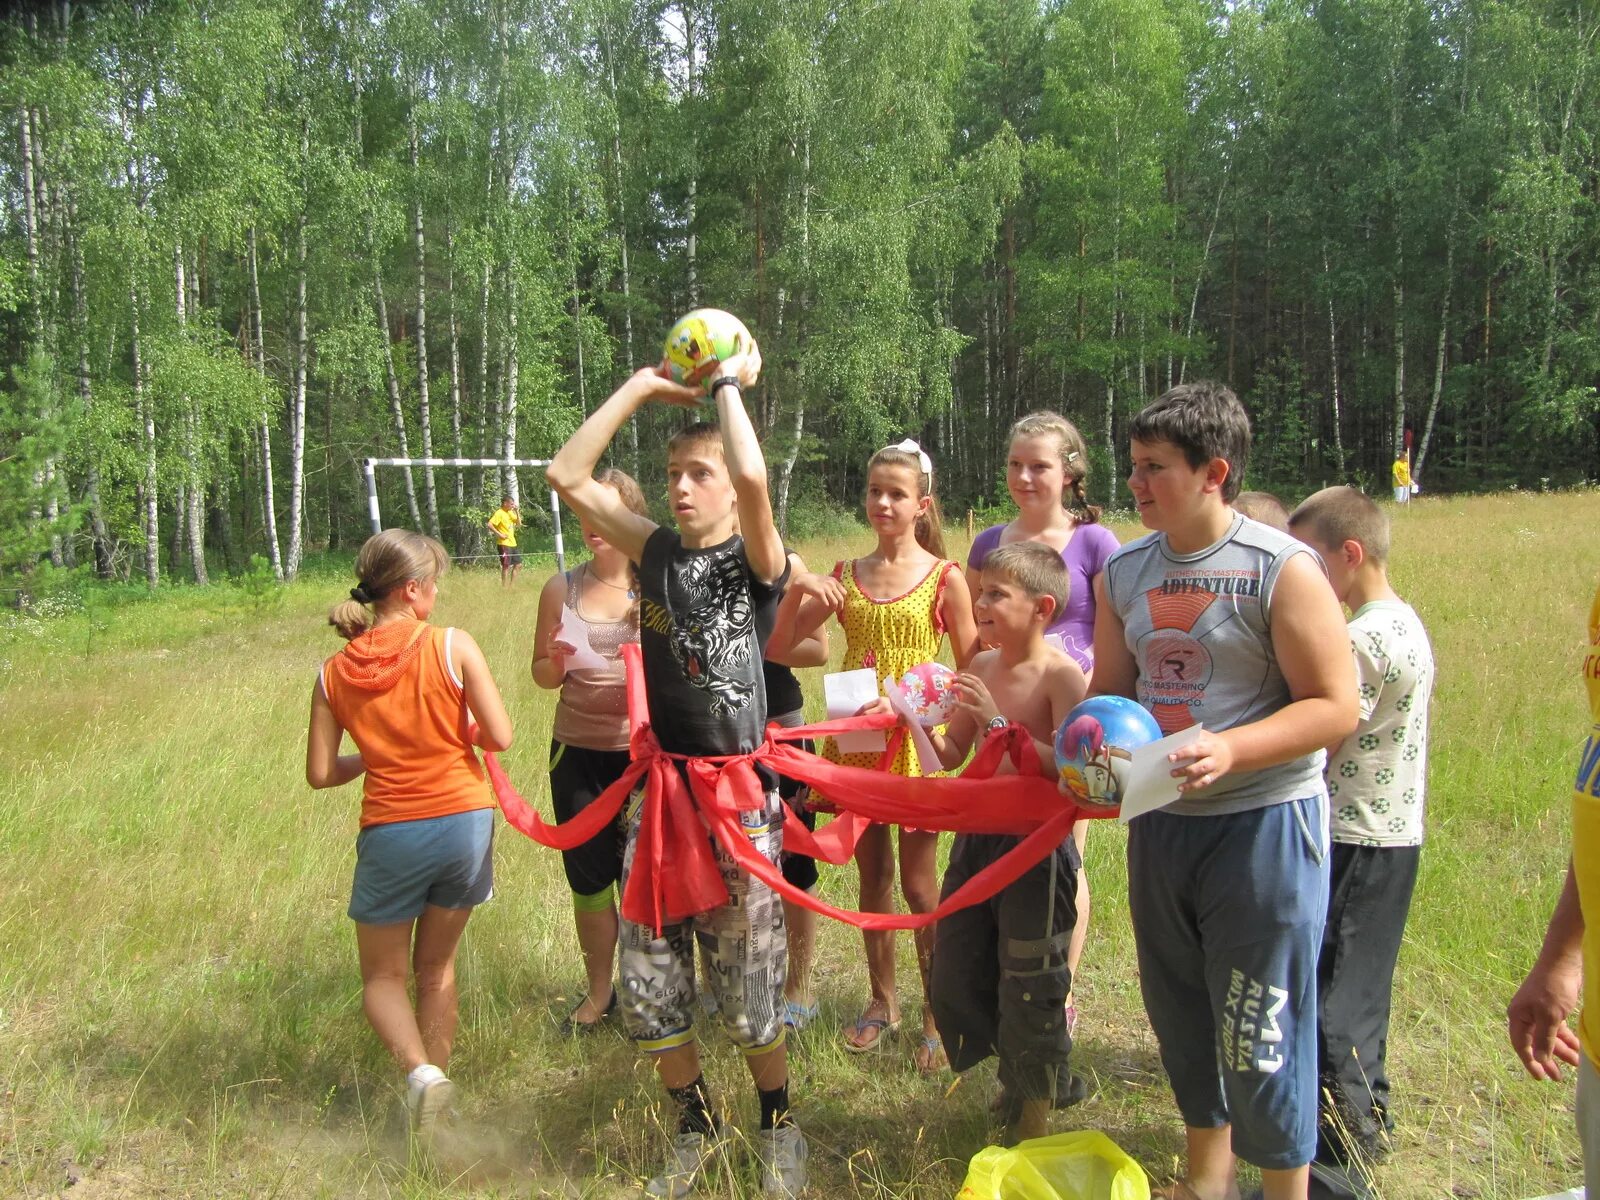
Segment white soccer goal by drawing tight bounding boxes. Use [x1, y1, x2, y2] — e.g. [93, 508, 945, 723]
[361, 457, 568, 572]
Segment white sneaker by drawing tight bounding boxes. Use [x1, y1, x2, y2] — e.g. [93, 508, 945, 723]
[755, 1123, 808, 1197]
[405, 1064, 454, 1135]
[644, 1125, 726, 1198]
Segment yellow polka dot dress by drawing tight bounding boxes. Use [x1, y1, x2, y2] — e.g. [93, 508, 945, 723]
[823, 558, 957, 778]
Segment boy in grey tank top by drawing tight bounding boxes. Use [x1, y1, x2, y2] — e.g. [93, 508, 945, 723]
[1090, 383, 1357, 1200]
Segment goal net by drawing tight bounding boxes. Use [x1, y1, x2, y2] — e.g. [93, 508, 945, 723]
[361, 457, 569, 572]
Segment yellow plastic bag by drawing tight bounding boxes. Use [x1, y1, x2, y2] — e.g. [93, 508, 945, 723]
[957, 1131, 1150, 1200]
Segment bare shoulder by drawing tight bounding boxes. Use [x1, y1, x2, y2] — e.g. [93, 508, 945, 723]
[968, 646, 1005, 680]
[451, 627, 486, 660]
[1269, 550, 1342, 628]
[1044, 648, 1086, 684]
[1045, 650, 1088, 701]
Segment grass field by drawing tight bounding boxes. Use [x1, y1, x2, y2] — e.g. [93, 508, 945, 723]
[3, 491, 1598, 1199]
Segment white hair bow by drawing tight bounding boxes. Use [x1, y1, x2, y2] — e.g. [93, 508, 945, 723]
[890, 437, 934, 481]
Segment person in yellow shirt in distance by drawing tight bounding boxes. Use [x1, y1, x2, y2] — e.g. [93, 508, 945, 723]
[1390, 456, 1412, 506]
[487, 496, 523, 586]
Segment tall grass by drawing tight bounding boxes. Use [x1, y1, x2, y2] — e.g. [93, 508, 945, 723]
[1, 491, 1596, 1197]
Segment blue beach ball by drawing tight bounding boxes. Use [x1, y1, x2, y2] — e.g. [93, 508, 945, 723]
[1054, 696, 1162, 808]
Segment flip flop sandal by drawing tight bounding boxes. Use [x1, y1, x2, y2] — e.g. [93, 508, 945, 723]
[913, 1035, 948, 1075]
[843, 1010, 900, 1053]
[559, 989, 617, 1037]
[784, 1000, 820, 1031]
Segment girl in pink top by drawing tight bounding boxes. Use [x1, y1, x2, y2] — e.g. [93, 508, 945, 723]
[531, 468, 648, 1035]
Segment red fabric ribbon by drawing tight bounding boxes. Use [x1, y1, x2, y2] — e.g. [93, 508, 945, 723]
[486, 644, 1115, 932]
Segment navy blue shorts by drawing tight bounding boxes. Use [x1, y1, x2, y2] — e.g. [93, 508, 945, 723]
[1127, 794, 1329, 1170]
[348, 807, 495, 925]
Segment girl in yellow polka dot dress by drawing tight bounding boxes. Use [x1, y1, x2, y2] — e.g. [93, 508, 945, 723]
[778, 440, 978, 1072]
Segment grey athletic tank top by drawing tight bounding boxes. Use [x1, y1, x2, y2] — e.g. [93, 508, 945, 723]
[1103, 513, 1328, 817]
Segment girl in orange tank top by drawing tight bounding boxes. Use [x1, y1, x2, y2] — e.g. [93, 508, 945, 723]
[773, 440, 978, 1073]
[307, 529, 512, 1136]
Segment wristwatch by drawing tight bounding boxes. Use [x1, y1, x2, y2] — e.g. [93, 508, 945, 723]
[709, 375, 742, 396]
[985, 714, 1008, 733]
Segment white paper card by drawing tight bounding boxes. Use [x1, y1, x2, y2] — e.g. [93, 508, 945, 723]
[824, 668, 886, 754]
[554, 611, 607, 672]
[884, 676, 944, 775]
[1118, 724, 1206, 824]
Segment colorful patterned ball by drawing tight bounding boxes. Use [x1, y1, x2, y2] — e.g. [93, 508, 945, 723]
[899, 661, 959, 728]
[662, 308, 754, 393]
[1054, 696, 1162, 808]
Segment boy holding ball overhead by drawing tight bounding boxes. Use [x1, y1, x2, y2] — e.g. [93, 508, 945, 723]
[547, 331, 807, 1199]
[1092, 382, 1357, 1200]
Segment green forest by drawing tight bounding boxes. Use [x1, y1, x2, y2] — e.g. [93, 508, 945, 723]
[3, 0, 1598, 587]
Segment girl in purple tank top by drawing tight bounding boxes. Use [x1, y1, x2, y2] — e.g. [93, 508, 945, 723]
[965, 414, 1119, 674]
[963, 411, 1119, 1038]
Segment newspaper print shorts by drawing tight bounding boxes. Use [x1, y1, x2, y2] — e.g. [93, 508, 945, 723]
[617, 779, 787, 1055]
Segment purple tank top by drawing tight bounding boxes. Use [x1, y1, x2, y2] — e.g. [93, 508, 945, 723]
[967, 521, 1120, 672]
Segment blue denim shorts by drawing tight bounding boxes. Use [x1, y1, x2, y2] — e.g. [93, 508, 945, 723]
[348, 807, 495, 925]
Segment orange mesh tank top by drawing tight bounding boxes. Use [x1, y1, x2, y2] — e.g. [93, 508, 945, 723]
[321, 620, 494, 828]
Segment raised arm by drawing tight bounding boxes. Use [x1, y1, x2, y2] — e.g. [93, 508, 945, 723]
[712, 346, 785, 585]
[769, 601, 829, 667]
[769, 568, 845, 660]
[547, 367, 698, 561]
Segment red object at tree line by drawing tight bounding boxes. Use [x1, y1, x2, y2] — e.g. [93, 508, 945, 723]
[485, 644, 1113, 933]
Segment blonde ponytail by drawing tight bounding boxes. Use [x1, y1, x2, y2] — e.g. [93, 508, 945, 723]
[329, 595, 373, 640]
[915, 496, 947, 559]
[328, 529, 449, 640]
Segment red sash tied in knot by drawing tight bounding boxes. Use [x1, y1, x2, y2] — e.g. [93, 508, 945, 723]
[487, 643, 1114, 933]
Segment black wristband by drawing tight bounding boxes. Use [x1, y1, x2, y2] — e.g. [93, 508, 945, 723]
[708, 375, 742, 396]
